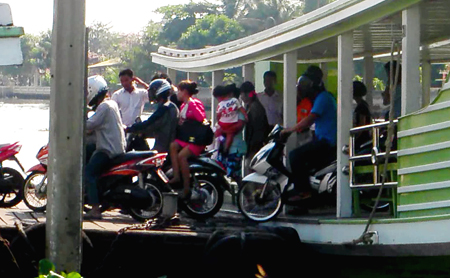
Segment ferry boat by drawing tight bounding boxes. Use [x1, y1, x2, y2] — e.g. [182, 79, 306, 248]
[151, 0, 450, 257]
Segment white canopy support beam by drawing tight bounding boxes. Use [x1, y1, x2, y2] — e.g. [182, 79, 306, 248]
[188, 72, 199, 83]
[283, 50, 298, 167]
[47, 0, 86, 273]
[211, 70, 224, 125]
[167, 68, 177, 84]
[364, 55, 374, 112]
[243, 63, 255, 83]
[337, 31, 354, 218]
[422, 46, 431, 107]
[402, 5, 421, 115]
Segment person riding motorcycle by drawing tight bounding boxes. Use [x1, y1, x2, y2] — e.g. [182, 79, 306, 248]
[126, 79, 180, 153]
[281, 65, 337, 202]
[84, 75, 126, 219]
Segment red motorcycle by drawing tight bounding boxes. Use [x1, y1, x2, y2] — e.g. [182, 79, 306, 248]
[23, 141, 168, 222]
[0, 142, 25, 208]
[23, 144, 48, 212]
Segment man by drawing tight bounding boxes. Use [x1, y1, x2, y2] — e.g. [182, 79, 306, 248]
[126, 79, 179, 153]
[257, 71, 283, 128]
[85, 75, 126, 219]
[111, 69, 149, 127]
[281, 66, 337, 203]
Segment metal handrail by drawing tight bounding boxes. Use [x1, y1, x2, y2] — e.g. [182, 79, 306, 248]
[349, 120, 398, 189]
[350, 119, 398, 134]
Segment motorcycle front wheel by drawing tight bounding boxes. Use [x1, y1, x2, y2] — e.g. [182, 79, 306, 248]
[23, 171, 47, 212]
[237, 181, 283, 222]
[0, 167, 24, 208]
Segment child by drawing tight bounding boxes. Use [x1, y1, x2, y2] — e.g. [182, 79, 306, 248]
[213, 84, 248, 154]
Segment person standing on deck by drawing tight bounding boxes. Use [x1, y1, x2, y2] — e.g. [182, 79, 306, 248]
[111, 69, 149, 150]
[111, 69, 149, 127]
[257, 71, 283, 129]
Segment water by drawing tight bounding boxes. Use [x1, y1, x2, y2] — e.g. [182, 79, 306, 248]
[0, 99, 153, 173]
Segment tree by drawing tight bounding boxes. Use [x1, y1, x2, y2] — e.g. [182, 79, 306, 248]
[238, 0, 303, 33]
[219, 0, 303, 34]
[177, 14, 245, 49]
[303, 0, 336, 13]
[155, 2, 220, 46]
[88, 21, 121, 59]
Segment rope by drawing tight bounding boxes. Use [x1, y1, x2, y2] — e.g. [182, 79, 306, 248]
[346, 40, 401, 245]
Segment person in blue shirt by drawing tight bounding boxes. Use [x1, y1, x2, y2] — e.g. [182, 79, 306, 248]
[281, 65, 337, 202]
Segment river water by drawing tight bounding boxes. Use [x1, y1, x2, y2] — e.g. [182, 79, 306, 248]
[0, 99, 153, 172]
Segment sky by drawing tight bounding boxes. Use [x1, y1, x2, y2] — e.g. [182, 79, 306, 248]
[8, 0, 205, 35]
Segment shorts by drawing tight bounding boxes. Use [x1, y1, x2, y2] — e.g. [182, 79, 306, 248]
[218, 121, 239, 131]
[175, 139, 205, 156]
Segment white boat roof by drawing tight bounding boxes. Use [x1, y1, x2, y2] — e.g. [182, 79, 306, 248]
[151, 0, 450, 72]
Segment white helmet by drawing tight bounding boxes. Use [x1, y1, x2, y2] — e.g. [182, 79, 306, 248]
[87, 75, 108, 106]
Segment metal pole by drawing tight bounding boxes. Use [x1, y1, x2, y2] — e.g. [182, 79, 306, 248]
[401, 5, 421, 115]
[243, 63, 255, 84]
[211, 70, 224, 125]
[47, 0, 86, 272]
[283, 50, 298, 168]
[421, 46, 431, 107]
[337, 31, 354, 218]
[167, 68, 177, 84]
[363, 55, 374, 112]
[187, 72, 200, 83]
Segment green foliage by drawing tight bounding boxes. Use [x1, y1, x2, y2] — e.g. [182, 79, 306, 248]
[303, 0, 336, 13]
[155, 2, 220, 46]
[178, 14, 244, 49]
[373, 78, 385, 91]
[37, 259, 82, 278]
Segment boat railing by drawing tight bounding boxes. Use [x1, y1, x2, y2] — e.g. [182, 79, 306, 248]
[349, 120, 398, 190]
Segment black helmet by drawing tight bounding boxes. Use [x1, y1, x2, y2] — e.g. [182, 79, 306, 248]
[148, 79, 171, 101]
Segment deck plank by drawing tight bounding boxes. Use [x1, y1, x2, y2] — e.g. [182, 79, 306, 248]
[32, 212, 47, 223]
[13, 211, 39, 226]
[0, 210, 20, 226]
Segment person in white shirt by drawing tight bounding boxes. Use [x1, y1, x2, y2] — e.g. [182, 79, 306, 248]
[111, 69, 149, 127]
[257, 71, 283, 128]
[85, 75, 126, 219]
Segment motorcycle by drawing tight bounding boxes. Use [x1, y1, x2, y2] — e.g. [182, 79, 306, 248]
[0, 142, 25, 208]
[23, 133, 231, 221]
[23, 140, 167, 221]
[22, 144, 48, 212]
[161, 149, 232, 220]
[237, 125, 337, 222]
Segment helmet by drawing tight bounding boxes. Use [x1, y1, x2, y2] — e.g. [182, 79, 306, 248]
[149, 79, 171, 96]
[148, 79, 171, 100]
[87, 75, 108, 106]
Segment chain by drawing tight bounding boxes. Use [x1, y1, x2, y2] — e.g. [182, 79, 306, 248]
[90, 214, 180, 276]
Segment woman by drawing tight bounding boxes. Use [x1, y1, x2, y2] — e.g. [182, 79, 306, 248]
[353, 81, 372, 149]
[240, 81, 270, 175]
[169, 80, 206, 199]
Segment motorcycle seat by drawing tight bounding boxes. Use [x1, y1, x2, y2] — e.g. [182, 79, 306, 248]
[111, 151, 158, 165]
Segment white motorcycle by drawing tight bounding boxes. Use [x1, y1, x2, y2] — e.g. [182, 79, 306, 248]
[237, 125, 337, 222]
